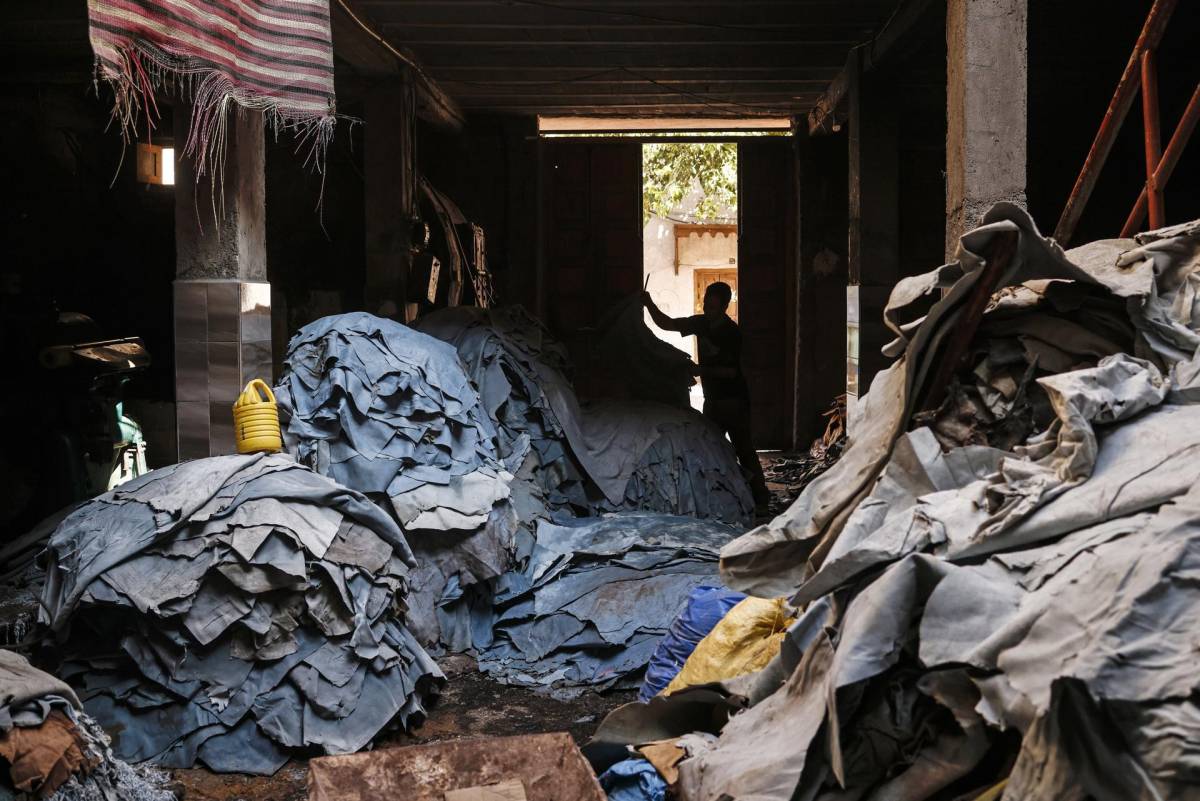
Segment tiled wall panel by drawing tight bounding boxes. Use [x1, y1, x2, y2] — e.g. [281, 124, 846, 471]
[174, 280, 273, 459]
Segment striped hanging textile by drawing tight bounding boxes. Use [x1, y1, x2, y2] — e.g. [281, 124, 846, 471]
[87, 0, 337, 177]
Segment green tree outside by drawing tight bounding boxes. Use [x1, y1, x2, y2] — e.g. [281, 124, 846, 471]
[642, 142, 737, 226]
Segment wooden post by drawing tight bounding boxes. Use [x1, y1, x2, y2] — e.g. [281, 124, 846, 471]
[847, 47, 899, 409]
[794, 128, 849, 449]
[364, 75, 416, 318]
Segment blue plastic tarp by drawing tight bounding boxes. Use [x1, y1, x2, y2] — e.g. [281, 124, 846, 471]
[638, 586, 746, 701]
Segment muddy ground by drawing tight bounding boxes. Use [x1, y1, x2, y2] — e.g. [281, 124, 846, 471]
[169, 655, 637, 801]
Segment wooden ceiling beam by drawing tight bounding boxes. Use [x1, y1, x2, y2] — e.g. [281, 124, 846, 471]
[457, 94, 820, 107]
[416, 44, 852, 68]
[443, 82, 832, 97]
[808, 0, 940, 135]
[463, 104, 800, 116]
[381, 32, 864, 46]
[330, 0, 464, 131]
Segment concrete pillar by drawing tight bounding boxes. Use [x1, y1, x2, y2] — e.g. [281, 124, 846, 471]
[946, 0, 1028, 255]
[364, 78, 417, 319]
[173, 108, 272, 460]
[846, 48, 899, 413]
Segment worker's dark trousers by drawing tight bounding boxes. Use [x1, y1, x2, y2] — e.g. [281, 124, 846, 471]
[703, 396, 770, 510]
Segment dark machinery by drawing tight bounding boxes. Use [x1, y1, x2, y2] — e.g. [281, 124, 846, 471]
[0, 306, 149, 542]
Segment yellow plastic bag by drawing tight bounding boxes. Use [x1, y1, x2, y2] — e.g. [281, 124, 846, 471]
[663, 596, 794, 695]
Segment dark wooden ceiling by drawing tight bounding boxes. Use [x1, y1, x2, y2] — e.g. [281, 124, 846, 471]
[351, 0, 904, 118]
[5, 0, 905, 121]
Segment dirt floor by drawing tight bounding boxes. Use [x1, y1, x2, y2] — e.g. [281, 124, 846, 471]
[1, 452, 821, 801]
[168, 655, 637, 801]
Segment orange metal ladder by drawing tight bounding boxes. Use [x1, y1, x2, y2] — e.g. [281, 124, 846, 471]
[1054, 0, 1199, 245]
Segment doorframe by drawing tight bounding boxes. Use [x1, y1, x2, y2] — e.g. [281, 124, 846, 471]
[535, 133, 800, 446]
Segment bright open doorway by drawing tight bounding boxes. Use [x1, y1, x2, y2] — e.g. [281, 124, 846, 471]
[641, 142, 738, 411]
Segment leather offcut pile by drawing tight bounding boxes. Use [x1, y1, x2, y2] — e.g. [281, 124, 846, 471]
[37, 454, 442, 775]
[274, 307, 751, 674]
[1, 650, 174, 801]
[478, 513, 739, 699]
[275, 312, 522, 651]
[589, 208, 1200, 801]
[763, 397, 847, 515]
[415, 306, 600, 518]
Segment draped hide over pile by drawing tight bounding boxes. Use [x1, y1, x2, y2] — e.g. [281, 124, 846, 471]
[275, 312, 522, 651]
[478, 514, 740, 698]
[86, 0, 337, 178]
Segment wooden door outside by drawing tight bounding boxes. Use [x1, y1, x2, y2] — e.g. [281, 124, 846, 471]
[692, 268, 739, 321]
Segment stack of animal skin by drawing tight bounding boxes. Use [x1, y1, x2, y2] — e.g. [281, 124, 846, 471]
[38, 454, 442, 775]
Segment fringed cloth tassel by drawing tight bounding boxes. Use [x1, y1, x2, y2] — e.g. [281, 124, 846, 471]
[87, 0, 337, 202]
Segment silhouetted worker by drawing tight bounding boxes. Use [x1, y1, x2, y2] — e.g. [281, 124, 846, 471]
[643, 282, 770, 515]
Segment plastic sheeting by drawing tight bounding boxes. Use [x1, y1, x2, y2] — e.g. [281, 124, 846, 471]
[478, 514, 739, 698]
[590, 211, 1200, 801]
[598, 758, 668, 801]
[38, 454, 443, 775]
[639, 587, 745, 702]
[661, 596, 792, 696]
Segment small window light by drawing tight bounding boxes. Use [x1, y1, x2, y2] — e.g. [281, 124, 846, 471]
[136, 143, 175, 186]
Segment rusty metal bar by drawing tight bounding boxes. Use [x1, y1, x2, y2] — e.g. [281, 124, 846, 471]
[919, 230, 1019, 413]
[1122, 82, 1200, 237]
[1053, 0, 1178, 246]
[1140, 49, 1165, 229]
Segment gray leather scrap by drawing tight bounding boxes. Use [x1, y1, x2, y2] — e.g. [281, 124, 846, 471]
[477, 513, 739, 699]
[651, 213, 1200, 801]
[275, 312, 521, 650]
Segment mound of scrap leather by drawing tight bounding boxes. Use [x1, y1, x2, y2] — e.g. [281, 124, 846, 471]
[1, 649, 174, 801]
[417, 305, 753, 526]
[37, 454, 441, 775]
[477, 513, 740, 698]
[416, 305, 600, 517]
[592, 206, 1200, 801]
[278, 310, 752, 658]
[275, 312, 523, 651]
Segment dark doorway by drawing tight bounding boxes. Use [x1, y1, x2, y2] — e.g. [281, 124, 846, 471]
[539, 133, 796, 450]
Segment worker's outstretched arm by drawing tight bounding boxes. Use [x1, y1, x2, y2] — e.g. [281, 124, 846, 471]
[642, 292, 686, 332]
